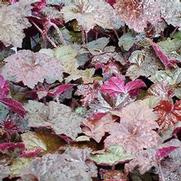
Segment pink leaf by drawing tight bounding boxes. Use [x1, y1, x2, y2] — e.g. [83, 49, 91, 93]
[0, 75, 9, 99]
[1, 119, 20, 135]
[49, 84, 73, 97]
[101, 76, 146, 97]
[155, 146, 178, 160]
[0, 98, 26, 117]
[104, 101, 160, 153]
[125, 79, 146, 95]
[88, 112, 107, 121]
[32, 0, 46, 12]
[20, 148, 42, 158]
[150, 41, 177, 69]
[0, 142, 25, 152]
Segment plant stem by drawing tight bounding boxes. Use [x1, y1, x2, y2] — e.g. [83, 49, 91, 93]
[32, 22, 57, 48]
[158, 163, 166, 181]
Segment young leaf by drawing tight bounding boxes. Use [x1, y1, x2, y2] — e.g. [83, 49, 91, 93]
[101, 76, 146, 97]
[151, 68, 181, 99]
[48, 84, 73, 97]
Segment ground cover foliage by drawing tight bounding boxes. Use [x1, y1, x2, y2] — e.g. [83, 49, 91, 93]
[0, 0, 181, 180]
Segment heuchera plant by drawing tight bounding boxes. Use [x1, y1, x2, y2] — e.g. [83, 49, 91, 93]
[0, 0, 181, 180]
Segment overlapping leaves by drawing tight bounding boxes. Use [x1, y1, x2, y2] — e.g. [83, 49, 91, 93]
[0, 0, 181, 180]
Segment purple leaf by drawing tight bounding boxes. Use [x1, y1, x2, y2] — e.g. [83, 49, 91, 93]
[125, 79, 146, 96]
[0, 75, 9, 99]
[49, 84, 73, 97]
[0, 142, 25, 152]
[20, 148, 42, 158]
[150, 41, 177, 69]
[155, 146, 178, 160]
[0, 98, 26, 117]
[101, 76, 146, 97]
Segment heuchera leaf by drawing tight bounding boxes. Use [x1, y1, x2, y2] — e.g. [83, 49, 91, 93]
[25, 101, 83, 140]
[0, 75, 9, 99]
[0, 0, 33, 47]
[154, 100, 181, 131]
[0, 98, 26, 117]
[48, 84, 73, 97]
[2, 50, 64, 89]
[1, 118, 20, 136]
[125, 139, 181, 177]
[0, 75, 26, 117]
[155, 146, 178, 160]
[126, 49, 163, 80]
[150, 40, 177, 69]
[157, 139, 181, 181]
[160, 0, 181, 29]
[20, 148, 42, 158]
[76, 82, 100, 107]
[114, 0, 161, 32]
[125, 148, 157, 175]
[104, 101, 160, 153]
[101, 76, 146, 97]
[91, 145, 133, 166]
[82, 113, 115, 143]
[0, 142, 25, 153]
[62, 0, 123, 32]
[148, 82, 174, 100]
[105, 0, 116, 6]
[20, 148, 97, 181]
[21, 131, 47, 152]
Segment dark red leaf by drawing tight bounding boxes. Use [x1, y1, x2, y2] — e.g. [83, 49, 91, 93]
[0, 98, 26, 117]
[154, 100, 181, 130]
[105, 0, 116, 6]
[1, 119, 20, 135]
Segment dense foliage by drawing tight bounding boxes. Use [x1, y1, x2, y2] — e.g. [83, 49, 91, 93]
[0, 0, 181, 180]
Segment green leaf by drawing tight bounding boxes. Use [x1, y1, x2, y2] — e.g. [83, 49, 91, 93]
[0, 103, 9, 122]
[158, 33, 181, 61]
[118, 33, 135, 51]
[91, 145, 133, 165]
[54, 45, 77, 63]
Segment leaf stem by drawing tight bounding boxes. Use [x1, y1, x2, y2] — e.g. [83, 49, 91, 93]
[32, 22, 57, 48]
[158, 163, 166, 181]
